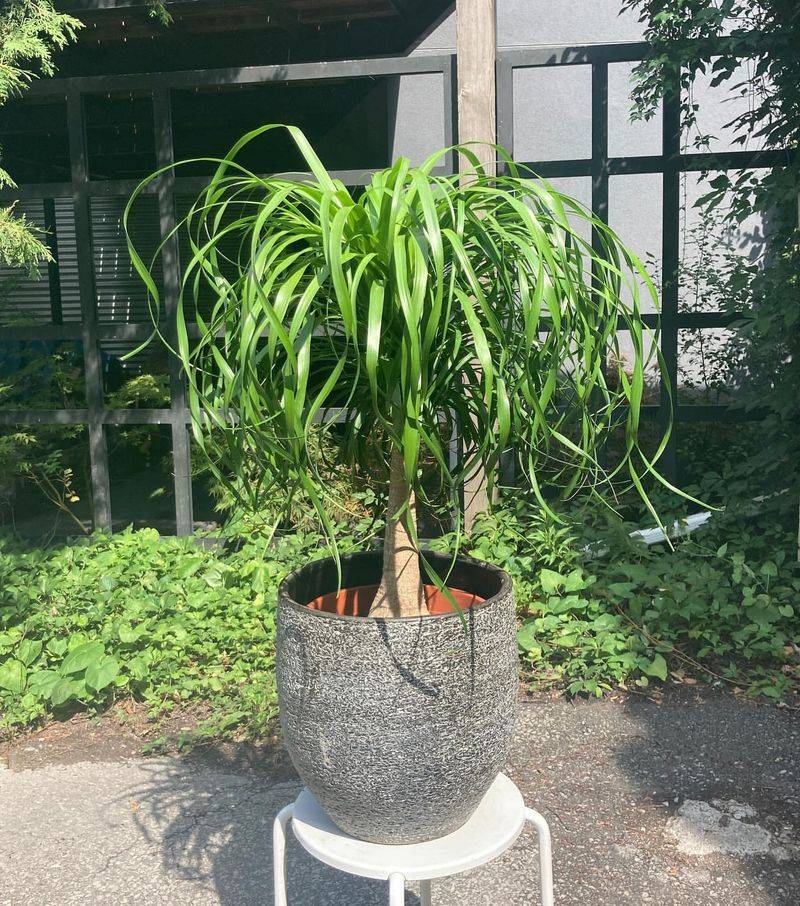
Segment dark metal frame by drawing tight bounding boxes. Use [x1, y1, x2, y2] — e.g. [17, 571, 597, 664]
[0, 53, 457, 533]
[496, 42, 790, 480]
[3, 40, 790, 531]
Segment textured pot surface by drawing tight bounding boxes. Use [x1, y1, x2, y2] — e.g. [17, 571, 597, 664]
[276, 550, 518, 844]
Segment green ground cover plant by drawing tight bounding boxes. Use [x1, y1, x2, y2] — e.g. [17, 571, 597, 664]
[0, 527, 311, 735]
[1, 483, 798, 740]
[462, 495, 800, 701]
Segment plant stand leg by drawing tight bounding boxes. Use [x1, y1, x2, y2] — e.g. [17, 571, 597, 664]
[525, 808, 554, 906]
[389, 872, 405, 905]
[273, 804, 295, 906]
[419, 878, 432, 906]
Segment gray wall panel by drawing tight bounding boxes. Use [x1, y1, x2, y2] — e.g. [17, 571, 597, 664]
[607, 61, 662, 158]
[389, 73, 446, 164]
[513, 65, 592, 162]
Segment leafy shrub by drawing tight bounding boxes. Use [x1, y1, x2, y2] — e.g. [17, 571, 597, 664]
[1, 488, 798, 739]
[459, 498, 800, 700]
[0, 350, 175, 536]
[0, 527, 321, 734]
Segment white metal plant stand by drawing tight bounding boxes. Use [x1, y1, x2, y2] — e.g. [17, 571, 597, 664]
[273, 772, 554, 905]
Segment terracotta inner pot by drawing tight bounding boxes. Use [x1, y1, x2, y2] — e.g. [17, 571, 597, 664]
[307, 583, 484, 617]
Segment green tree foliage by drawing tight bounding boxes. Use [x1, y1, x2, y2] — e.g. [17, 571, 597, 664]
[623, 0, 800, 496]
[146, 1, 173, 27]
[0, 0, 81, 272]
[0, 3, 83, 531]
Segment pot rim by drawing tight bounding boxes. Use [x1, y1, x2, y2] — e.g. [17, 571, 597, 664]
[278, 548, 513, 623]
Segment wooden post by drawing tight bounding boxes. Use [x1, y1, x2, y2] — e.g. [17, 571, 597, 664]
[457, 0, 497, 170]
[457, 0, 496, 528]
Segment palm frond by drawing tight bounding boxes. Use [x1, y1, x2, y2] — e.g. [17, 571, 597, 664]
[126, 125, 675, 549]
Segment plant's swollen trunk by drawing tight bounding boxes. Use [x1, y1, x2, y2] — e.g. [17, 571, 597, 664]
[369, 446, 425, 618]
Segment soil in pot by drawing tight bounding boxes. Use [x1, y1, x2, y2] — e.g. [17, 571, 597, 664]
[307, 584, 484, 616]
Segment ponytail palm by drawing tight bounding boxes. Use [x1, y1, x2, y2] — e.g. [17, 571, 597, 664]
[126, 125, 670, 617]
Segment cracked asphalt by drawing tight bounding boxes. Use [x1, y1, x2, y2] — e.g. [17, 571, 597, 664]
[1, 688, 798, 905]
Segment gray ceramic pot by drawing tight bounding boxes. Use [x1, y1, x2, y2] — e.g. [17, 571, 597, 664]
[276, 549, 519, 844]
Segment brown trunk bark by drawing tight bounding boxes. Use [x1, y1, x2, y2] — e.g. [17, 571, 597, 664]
[369, 446, 425, 618]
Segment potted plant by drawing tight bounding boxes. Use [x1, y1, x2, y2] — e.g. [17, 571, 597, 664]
[127, 126, 670, 844]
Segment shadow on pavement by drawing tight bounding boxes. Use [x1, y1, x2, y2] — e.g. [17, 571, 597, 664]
[509, 687, 800, 905]
[125, 687, 799, 905]
[126, 745, 424, 906]
[613, 689, 800, 905]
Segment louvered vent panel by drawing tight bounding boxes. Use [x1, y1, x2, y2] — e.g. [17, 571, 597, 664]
[91, 195, 164, 325]
[54, 198, 82, 322]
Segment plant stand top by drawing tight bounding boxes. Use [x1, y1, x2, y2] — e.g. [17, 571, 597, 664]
[273, 772, 555, 904]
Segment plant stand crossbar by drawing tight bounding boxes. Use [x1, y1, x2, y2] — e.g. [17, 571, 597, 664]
[273, 773, 554, 905]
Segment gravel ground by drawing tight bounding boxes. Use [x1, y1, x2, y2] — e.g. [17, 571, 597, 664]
[1, 688, 798, 905]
